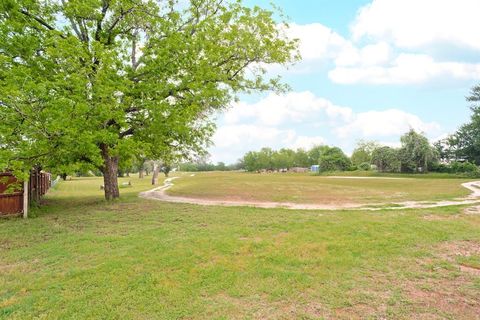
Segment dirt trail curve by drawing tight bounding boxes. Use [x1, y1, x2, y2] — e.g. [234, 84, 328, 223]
[139, 177, 480, 211]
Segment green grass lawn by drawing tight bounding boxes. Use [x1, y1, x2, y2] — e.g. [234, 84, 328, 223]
[167, 172, 473, 205]
[1, 176, 480, 319]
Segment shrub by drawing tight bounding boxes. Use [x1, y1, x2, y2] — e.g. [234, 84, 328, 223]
[450, 161, 479, 174]
[319, 147, 351, 172]
[357, 162, 371, 171]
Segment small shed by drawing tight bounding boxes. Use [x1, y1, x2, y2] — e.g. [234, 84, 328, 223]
[310, 165, 320, 173]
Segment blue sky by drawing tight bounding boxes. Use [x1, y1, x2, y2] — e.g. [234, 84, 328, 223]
[209, 0, 480, 164]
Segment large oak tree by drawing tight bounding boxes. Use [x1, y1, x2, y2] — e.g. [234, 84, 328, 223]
[0, 0, 298, 199]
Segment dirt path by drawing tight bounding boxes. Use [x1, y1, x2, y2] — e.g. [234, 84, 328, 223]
[139, 177, 480, 211]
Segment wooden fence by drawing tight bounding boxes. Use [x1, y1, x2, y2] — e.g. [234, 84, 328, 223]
[0, 171, 52, 217]
[0, 173, 23, 215]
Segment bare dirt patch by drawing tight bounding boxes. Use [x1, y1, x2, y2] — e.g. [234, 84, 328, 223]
[397, 241, 480, 319]
[333, 242, 480, 319]
[206, 293, 331, 319]
[464, 205, 480, 215]
[437, 240, 480, 259]
[403, 277, 479, 320]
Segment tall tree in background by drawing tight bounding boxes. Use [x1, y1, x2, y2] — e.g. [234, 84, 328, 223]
[308, 145, 329, 166]
[293, 148, 310, 167]
[371, 146, 399, 173]
[351, 140, 380, 166]
[318, 146, 351, 172]
[448, 84, 480, 164]
[398, 130, 437, 173]
[0, 0, 298, 199]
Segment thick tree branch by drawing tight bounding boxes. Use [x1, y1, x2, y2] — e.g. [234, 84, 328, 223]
[19, 9, 67, 39]
[106, 7, 135, 44]
[119, 127, 135, 138]
[95, 0, 110, 41]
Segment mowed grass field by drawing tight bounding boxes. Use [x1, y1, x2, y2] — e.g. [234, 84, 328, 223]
[1, 175, 480, 319]
[167, 172, 473, 205]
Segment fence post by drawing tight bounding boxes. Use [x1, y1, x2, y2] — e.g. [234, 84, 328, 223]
[23, 180, 28, 219]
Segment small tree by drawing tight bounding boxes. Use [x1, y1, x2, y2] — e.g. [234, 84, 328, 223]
[293, 148, 310, 167]
[399, 130, 438, 173]
[243, 151, 260, 172]
[351, 140, 380, 166]
[308, 145, 329, 166]
[318, 147, 351, 172]
[272, 148, 295, 169]
[371, 147, 400, 173]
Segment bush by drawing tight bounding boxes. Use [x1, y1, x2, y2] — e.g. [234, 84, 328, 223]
[319, 147, 351, 172]
[430, 161, 480, 177]
[450, 161, 479, 174]
[357, 162, 371, 171]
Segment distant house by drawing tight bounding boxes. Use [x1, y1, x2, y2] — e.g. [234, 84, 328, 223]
[310, 165, 320, 173]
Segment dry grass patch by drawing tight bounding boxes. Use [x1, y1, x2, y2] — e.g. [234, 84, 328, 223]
[393, 241, 480, 319]
[167, 172, 473, 205]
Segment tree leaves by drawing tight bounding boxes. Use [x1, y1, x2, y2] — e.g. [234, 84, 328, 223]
[0, 0, 298, 183]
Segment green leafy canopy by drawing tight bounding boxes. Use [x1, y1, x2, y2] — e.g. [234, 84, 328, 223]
[0, 0, 298, 185]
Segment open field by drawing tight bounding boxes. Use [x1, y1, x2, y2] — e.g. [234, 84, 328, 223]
[167, 172, 473, 205]
[1, 176, 480, 319]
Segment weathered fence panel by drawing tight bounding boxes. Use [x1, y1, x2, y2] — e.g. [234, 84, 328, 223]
[0, 171, 52, 217]
[0, 173, 23, 215]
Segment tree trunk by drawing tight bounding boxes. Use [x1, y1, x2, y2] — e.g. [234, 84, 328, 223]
[139, 170, 144, 179]
[151, 162, 160, 185]
[100, 144, 120, 200]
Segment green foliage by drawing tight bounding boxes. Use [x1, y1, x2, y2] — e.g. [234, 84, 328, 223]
[243, 146, 327, 172]
[293, 148, 310, 167]
[0, 0, 298, 198]
[357, 162, 371, 171]
[398, 130, 438, 173]
[318, 146, 351, 172]
[370, 131, 438, 174]
[430, 161, 480, 177]
[308, 145, 329, 166]
[446, 84, 480, 165]
[351, 140, 380, 166]
[178, 161, 237, 172]
[450, 161, 479, 174]
[371, 146, 400, 173]
[243, 148, 275, 171]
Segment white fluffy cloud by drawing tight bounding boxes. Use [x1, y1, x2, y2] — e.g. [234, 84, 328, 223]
[336, 109, 441, 138]
[329, 54, 480, 85]
[323, 0, 480, 84]
[279, 1, 480, 85]
[210, 92, 441, 163]
[335, 41, 392, 67]
[285, 23, 349, 61]
[288, 135, 327, 150]
[352, 0, 480, 51]
[224, 91, 352, 126]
